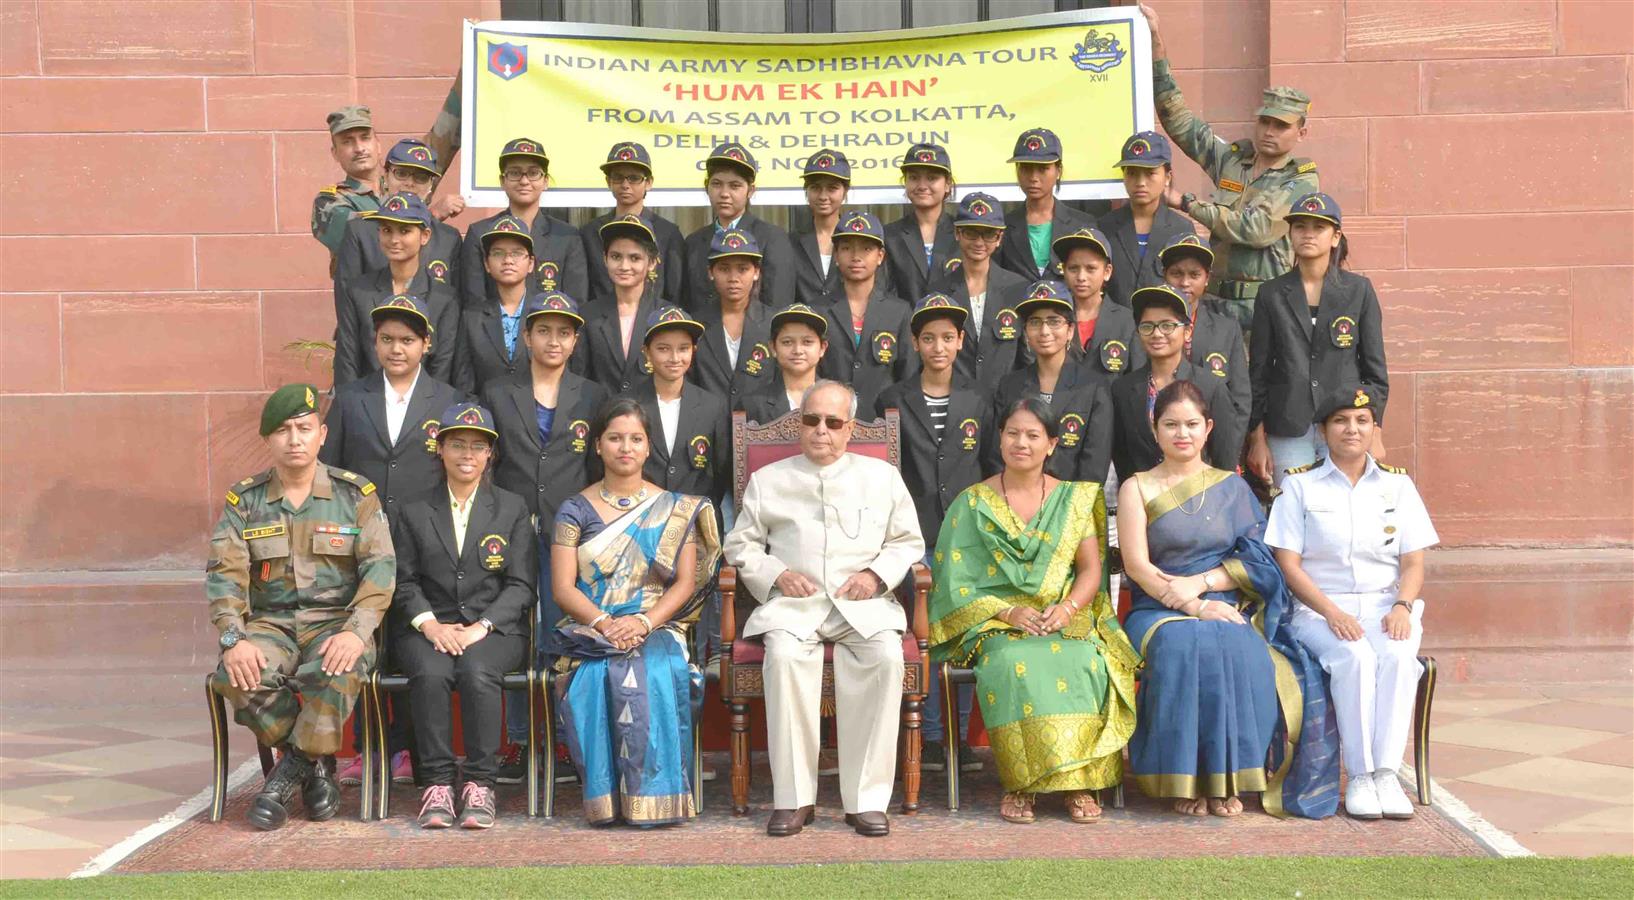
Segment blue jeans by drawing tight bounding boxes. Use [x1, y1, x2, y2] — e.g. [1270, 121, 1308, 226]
[919, 551, 972, 744]
[1267, 425, 1328, 488]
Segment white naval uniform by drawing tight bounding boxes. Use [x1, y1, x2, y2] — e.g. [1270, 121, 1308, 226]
[723, 452, 925, 813]
[1266, 455, 1438, 776]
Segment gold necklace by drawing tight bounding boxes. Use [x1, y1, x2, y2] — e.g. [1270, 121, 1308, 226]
[598, 482, 649, 511]
[1163, 472, 1206, 515]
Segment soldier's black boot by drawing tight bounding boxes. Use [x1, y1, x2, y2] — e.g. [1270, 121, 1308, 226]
[247, 747, 313, 831]
[303, 754, 342, 821]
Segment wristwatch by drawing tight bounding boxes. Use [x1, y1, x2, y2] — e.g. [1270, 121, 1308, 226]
[478, 617, 496, 634]
[1180, 192, 1197, 213]
[1392, 599, 1420, 614]
[219, 626, 244, 651]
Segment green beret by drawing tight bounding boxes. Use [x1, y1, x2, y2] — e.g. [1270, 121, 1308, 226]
[260, 383, 320, 436]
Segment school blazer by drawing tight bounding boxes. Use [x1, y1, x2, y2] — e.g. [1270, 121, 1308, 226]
[481, 371, 609, 523]
[1110, 360, 1243, 481]
[459, 210, 586, 310]
[874, 375, 995, 548]
[790, 227, 844, 306]
[681, 213, 797, 311]
[580, 293, 660, 396]
[581, 209, 687, 304]
[1249, 267, 1389, 437]
[332, 266, 460, 388]
[633, 380, 730, 505]
[928, 262, 1033, 386]
[992, 361, 1114, 484]
[735, 370, 799, 426]
[450, 303, 524, 397]
[688, 301, 776, 409]
[1069, 299, 1147, 389]
[318, 370, 468, 516]
[815, 286, 918, 416]
[1095, 204, 1196, 308]
[390, 481, 538, 636]
[1186, 297, 1251, 433]
[334, 215, 463, 296]
[996, 203, 1095, 282]
[882, 212, 958, 307]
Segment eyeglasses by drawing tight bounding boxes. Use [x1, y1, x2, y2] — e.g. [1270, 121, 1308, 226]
[956, 229, 1002, 243]
[606, 173, 648, 186]
[389, 168, 434, 185]
[487, 248, 531, 261]
[800, 413, 850, 430]
[1137, 321, 1185, 336]
[1025, 316, 1068, 330]
[443, 439, 491, 455]
[502, 167, 546, 183]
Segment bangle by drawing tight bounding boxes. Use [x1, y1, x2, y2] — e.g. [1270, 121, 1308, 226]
[634, 613, 654, 634]
[589, 613, 611, 629]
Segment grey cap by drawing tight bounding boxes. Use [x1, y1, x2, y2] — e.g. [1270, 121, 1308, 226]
[326, 105, 373, 135]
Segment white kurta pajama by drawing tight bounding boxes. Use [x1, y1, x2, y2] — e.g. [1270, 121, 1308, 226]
[723, 452, 925, 813]
[1267, 456, 1438, 776]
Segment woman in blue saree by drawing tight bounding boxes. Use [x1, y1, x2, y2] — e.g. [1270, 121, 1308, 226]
[551, 398, 723, 826]
[1117, 381, 1338, 819]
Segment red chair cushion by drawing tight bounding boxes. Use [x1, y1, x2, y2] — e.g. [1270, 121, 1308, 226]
[731, 634, 922, 665]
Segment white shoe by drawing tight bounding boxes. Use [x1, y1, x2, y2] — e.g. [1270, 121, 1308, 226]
[1373, 769, 1415, 819]
[1345, 771, 1382, 819]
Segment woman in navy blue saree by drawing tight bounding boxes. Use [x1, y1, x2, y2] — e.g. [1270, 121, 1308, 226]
[1116, 381, 1338, 819]
[550, 399, 722, 826]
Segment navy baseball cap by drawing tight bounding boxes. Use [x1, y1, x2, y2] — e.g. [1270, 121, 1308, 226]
[1158, 233, 1214, 270]
[1053, 225, 1112, 261]
[803, 149, 851, 183]
[708, 227, 763, 262]
[366, 192, 432, 230]
[770, 302, 828, 339]
[644, 305, 705, 345]
[1016, 280, 1074, 320]
[1117, 131, 1172, 168]
[900, 142, 953, 174]
[436, 402, 499, 442]
[600, 141, 653, 175]
[832, 210, 885, 246]
[386, 138, 439, 176]
[523, 291, 585, 328]
[706, 142, 758, 178]
[910, 292, 968, 334]
[498, 137, 549, 169]
[1286, 191, 1342, 227]
[954, 192, 1005, 230]
[1132, 284, 1192, 322]
[479, 214, 533, 254]
[599, 213, 656, 248]
[1008, 128, 1063, 164]
[370, 293, 432, 336]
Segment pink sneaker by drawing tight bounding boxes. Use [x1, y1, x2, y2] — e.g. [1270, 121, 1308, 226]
[391, 750, 414, 784]
[336, 755, 364, 786]
[458, 782, 497, 829]
[418, 784, 456, 829]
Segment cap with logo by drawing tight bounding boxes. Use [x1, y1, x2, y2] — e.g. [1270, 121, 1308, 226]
[1132, 284, 1192, 322]
[803, 149, 852, 183]
[479, 214, 534, 254]
[386, 138, 439, 177]
[260, 383, 321, 436]
[1257, 86, 1312, 125]
[365, 192, 433, 230]
[644, 305, 705, 344]
[1016, 280, 1074, 320]
[832, 211, 885, 245]
[770, 302, 828, 339]
[599, 213, 656, 248]
[954, 192, 1005, 230]
[523, 291, 585, 328]
[437, 402, 499, 442]
[900, 142, 953, 174]
[1117, 131, 1172, 168]
[1285, 191, 1342, 227]
[370, 293, 433, 336]
[326, 105, 372, 136]
[600, 142, 653, 175]
[706, 142, 758, 178]
[1158, 232, 1215, 270]
[708, 227, 763, 262]
[499, 137, 550, 169]
[910, 292, 969, 334]
[1314, 384, 1380, 425]
[1008, 127, 1063, 164]
[1053, 225, 1112, 262]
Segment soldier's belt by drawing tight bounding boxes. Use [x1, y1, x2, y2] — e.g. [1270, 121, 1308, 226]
[1213, 280, 1261, 301]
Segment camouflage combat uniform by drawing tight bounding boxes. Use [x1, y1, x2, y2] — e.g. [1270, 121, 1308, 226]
[311, 175, 382, 257]
[208, 464, 395, 756]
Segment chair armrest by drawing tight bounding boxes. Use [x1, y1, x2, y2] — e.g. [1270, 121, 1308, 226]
[910, 562, 931, 643]
[719, 565, 738, 645]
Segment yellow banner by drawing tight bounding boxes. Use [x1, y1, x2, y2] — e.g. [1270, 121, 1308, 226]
[461, 9, 1152, 207]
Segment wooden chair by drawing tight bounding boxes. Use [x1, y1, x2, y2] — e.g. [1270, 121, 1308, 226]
[718, 408, 931, 816]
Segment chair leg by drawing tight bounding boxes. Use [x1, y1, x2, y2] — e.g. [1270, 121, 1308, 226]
[729, 700, 751, 816]
[1414, 656, 1437, 806]
[526, 671, 540, 818]
[206, 678, 231, 823]
[941, 666, 960, 812]
[361, 680, 379, 822]
[541, 677, 557, 819]
[900, 696, 922, 815]
[692, 711, 704, 815]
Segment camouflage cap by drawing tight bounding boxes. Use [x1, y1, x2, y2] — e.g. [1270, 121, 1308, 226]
[1256, 86, 1310, 124]
[260, 384, 320, 436]
[326, 105, 372, 135]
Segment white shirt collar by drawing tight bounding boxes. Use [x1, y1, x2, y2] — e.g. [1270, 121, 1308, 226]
[384, 366, 422, 406]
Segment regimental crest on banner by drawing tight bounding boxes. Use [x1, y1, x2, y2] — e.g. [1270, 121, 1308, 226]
[1071, 29, 1126, 73]
[488, 42, 528, 80]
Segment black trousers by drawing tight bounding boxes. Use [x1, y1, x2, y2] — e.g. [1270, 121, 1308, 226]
[394, 629, 526, 788]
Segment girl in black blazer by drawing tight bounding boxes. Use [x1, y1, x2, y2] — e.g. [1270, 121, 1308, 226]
[453, 216, 533, 396]
[883, 142, 958, 306]
[582, 216, 664, 396]
[1054, 226, 1147, 389]
[790, 149, 850, 306]
[391, 402, 536, 830]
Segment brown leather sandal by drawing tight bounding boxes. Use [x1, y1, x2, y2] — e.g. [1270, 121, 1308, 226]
[1065, 791, 1102, 823]
[1001, 791, 1036, 824]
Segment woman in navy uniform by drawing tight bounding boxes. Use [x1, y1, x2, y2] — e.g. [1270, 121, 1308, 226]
[459, 138, 587, 310]
[1096, 132, 1196, 309]
[1054, 226, 1144, 388]
[997, 128, 1095, 281]
[1110, 285, 1241, 481]
[816, 211, 917, 416]
[790, 149, 850, 306]
[452, 215, 532, 396]
[738, 302, 830, 426]
[334, 192, 459, 386]
[391, 402, 536, 830]
[1158, 233, 1250, 430]
[689, 228, 776, 410]
[334, 138, 463, 292]
[582, 142, 686, 304]
[991, 282, 1114, 485]
[883, 142, 959, 306]
[582, 215, 663, 396]
[681, 143, 796, 311]
[931, 192, 1031, 387]
[1247, 193, 1388, 487]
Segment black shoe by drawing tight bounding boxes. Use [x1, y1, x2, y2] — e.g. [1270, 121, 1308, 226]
[922, 742, 947, 773]
[302, 754, 341, 821]
[959, 744, 983, 773]
[248, 748, 313, 831]
[494, 742, 525, 784]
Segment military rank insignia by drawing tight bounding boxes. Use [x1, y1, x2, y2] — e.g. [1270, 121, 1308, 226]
[1058, 413, 1084, 448]
[690, 435, 711, 470]
[872, 331, 896, 364]
[995, 309, 1018, 341]
[481, 534, 508, 570]
[422, 418, 441, 453]
[1331, 315, 1356, 349]
[427, 259, 450, 283]
[1218, 178, 1244, 193]
[242, 523, 287, 541]
[1205, 351, 1228, 377]
[959, 418, 980, 452]
[745, 342, 769, 376]
[569, 419, 589, 454]
[316, 524, 360, 550]
[537, 260, 559, 291]
[1100, 339, 1127, 373]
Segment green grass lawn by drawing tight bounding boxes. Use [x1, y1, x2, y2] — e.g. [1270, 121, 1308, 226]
[4, 857, 1630, 899]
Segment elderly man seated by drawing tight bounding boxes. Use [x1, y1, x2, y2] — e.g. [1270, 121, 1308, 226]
[723, 380, 925, 838]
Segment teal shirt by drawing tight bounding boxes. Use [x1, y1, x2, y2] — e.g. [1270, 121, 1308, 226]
[1027, 222, 1052, 274]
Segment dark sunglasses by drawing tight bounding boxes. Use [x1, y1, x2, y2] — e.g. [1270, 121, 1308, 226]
[800, 413, 850, 430]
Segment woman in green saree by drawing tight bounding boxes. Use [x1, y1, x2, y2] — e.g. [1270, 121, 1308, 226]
[929, 397, 1140, 824]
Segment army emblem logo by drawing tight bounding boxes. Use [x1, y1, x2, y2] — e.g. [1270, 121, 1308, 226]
[1058, 413, 1085, 447]
[745, 342, 769, 376]
[383, 194, 409, 213]
[944, 257, 963, 273]
[690, 435, 711, 470]
[1303, 195, 1326, 212]
[1024, 133, 1045, 152]
[1101, 339, 1128, 373]
[304, 387, 316, 408]
[914, 147, 937, 163]
[1205, 351, 1228, 376]
[845, 214, 871, 233]
[456, 407, 483, 426]
[1071, 29, 1126, 73]
[427, 259, 449, 283]
[873, 331, 896, 364]
[922, 293, 954, 310]
[996, 308, 1019, 341]
[407, 144, 432, 163]
[723, 146, 747, 162]
[614, 144, 637, 161]
[512, 140, 538, 154]
[1331, 315, 1356, 349]
[959, 418, 980, 452]
[537, 261, 559, 290]
[569, 419, 589, 454]
[1127, 138, 1150, 157]
[967, 197, 992, 218]
[813, 152, 835, 169]
[422, 418, 441, 453]
[723, 231, 747, 250]
[494, 217, 523, 234]
[482, 534, 508, 570]
[488, 42, 527, 80]
[1353, 388, 1371, 408]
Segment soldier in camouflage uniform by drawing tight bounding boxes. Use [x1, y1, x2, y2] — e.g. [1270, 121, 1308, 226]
[208, 384, 396, 830]
[312, 105, 384, 263]
[1141, 4, 1321, 336]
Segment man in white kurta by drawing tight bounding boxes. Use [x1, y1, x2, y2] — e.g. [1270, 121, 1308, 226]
[724, 381, 925, 837]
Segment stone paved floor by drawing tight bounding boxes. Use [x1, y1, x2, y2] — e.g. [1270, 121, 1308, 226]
[1, 680, 1628, 879]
